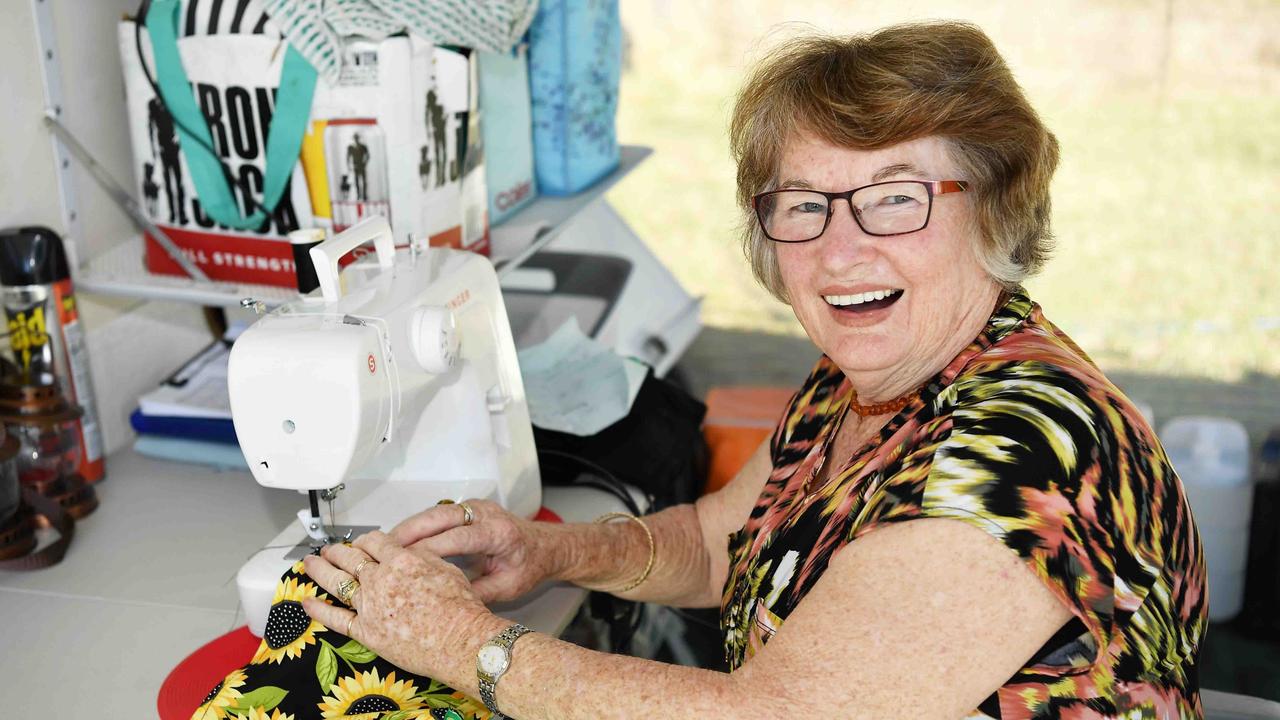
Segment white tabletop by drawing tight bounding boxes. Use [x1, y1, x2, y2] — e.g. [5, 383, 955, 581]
[0, 449, 621, 716]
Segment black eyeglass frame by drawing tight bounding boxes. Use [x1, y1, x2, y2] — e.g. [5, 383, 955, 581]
[751, 180, 970, 243]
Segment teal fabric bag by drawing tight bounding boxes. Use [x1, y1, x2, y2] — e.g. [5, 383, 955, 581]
[479, 46, 538, 224]
[527, 0, 621, 196]
[145, 0, 317, 230]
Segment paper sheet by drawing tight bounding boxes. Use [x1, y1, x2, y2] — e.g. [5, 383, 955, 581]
[137, 342, 232, 419]
[135, 322, 247, 420]
[517, 319, 647, 436]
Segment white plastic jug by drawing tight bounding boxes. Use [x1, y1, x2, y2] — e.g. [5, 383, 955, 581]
[1160, 416, 1253, 622]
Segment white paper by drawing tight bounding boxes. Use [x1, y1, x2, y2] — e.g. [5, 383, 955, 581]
[137, 328, 241, 420]
[517, 319, 644, 436]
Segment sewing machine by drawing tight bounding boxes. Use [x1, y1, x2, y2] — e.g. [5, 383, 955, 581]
[228, 217, 541, 637]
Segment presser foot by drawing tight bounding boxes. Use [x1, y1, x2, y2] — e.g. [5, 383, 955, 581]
[283, 525, 381, 560]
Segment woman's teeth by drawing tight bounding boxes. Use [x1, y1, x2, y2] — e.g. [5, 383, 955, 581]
[822, 289, 901, 307]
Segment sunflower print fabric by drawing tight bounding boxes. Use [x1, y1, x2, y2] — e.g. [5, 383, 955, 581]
[721, 291, 1207, 719]
[192, 558, 491, 720]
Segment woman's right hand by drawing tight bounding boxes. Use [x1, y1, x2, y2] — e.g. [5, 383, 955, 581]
[389, 499, 565, 604]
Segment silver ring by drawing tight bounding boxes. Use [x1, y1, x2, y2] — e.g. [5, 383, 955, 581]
[353, 558, 375, 580]
[460, 502, 475, 527]
[337, 577, 360, 605]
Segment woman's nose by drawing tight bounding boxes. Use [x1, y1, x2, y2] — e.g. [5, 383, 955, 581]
[818, 199, 878, 266]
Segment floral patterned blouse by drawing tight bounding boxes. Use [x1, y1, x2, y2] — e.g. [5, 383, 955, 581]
[720, 291, 1207, 718]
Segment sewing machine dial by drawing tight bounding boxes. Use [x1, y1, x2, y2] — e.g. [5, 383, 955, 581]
[410, 306, 459, 373]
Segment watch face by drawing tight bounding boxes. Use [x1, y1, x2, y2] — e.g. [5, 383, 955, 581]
[478, 644, 509, 675]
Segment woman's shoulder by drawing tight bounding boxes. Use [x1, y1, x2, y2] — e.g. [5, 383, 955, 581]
[927, 300, 1174, 523]
[918, 303, 1207, 701]
[946, 302, 1148, 445]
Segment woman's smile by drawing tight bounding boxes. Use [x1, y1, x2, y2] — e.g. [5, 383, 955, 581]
[821, 288, 904, 325]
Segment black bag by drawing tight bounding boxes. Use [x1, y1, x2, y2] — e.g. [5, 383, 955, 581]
[533, 368, 707, 511]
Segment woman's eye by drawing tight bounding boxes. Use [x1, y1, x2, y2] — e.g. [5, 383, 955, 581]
[881, 195, 917, 206]
[789, 201, 826, 214]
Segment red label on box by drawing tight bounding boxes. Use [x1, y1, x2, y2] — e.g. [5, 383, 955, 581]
[144, 226, 300, 287]
[146, 222, 488, 288]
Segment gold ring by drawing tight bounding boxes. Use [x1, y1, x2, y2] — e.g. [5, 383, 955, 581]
[353, 558, 375, 580]
[459, 502, 474, 527]
[337, 577, 360, 605]
[344, 613, 356, 637]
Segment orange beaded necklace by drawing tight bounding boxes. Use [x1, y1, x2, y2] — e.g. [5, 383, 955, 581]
[847, 382, 924, 417]
[803, 381, 925, 495]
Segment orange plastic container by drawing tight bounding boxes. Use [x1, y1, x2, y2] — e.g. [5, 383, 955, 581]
[702, 387, 794, 494]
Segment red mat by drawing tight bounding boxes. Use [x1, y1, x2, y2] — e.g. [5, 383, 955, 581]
[157, 626, 260, 719]
[158, 507, 565, 718]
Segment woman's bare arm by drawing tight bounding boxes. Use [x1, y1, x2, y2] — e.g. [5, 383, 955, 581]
[331, 443, 1074, 717]
[431, 516, 1073, 719]
[389, 438, 772, 607]
[548, 437, 774, 607]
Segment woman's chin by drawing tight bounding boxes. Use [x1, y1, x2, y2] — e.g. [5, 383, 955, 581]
[821, 338, 907, 377]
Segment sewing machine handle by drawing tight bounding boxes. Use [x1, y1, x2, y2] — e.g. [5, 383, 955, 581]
[309, 216, 397, 303]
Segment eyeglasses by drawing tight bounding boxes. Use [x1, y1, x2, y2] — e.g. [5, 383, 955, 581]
[751, 180, 969, 243]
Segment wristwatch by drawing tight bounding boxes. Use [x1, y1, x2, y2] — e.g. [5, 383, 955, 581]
[476, 622, 532, 719]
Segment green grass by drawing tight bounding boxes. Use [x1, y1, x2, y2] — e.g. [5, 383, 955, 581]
[1033, 93, 1280, 380]
[606, 0, 1280, 382]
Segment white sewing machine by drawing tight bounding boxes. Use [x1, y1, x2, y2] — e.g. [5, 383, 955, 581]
[228, 217, 541, 637]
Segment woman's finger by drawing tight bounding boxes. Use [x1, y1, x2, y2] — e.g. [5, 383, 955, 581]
[410, 524, 491, 559]
[352, 530, 411, 564]
[319, 542, 375, 578]
[303, 553, 355, 605]
[302, 597, 359, 639]
[390, 500, 480, 546]
[389, 505, 458, 546]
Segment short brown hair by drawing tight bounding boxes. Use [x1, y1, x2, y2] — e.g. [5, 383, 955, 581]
[730, 22, 1060, 301]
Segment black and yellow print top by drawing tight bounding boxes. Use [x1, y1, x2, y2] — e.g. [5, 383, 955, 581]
[720, 291, 1207, 719]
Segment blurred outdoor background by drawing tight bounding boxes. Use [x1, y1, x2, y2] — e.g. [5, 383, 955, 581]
[604, 1, 1280, 697]
[606, 0, 1280, 446]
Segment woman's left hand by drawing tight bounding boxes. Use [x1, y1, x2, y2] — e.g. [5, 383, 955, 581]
[301, 531, 501, 686]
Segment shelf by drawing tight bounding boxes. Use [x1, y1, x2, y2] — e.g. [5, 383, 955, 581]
[489, 145, 652, 275]
[76, 235, 300, 307]
[73, 145, 652, 308]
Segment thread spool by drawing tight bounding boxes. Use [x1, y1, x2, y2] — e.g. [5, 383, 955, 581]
[290, 228, 326, 295]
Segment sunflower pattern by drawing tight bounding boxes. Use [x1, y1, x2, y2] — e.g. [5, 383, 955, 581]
[722, 291, 1207, 718]
[318, 669, 423, 717]
[193, 559, 492, 719]
[191, 668, 247, 719]
[252, 577, 328, 664]
[231, 709, 295, 720]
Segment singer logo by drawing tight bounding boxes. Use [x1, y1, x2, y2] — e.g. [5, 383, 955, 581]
[495, 180, 533, 211]
[368, 354, 377, 374]
[447, 289, 471, 310]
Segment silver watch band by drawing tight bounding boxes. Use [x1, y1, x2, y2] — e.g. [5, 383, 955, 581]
[478, 622, 532, 719]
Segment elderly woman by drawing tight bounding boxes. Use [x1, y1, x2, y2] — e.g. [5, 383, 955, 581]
[215, 21, 1206, 720]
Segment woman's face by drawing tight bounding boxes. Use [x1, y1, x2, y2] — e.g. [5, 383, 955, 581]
[774, 134, 999, 391]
